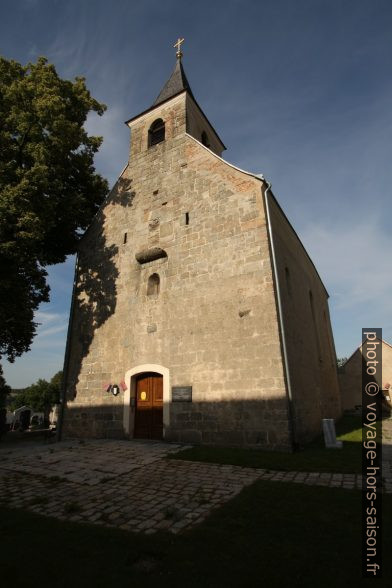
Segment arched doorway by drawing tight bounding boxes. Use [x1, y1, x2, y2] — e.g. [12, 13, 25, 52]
[134, 372, 163, 439]
[123, 364, 170, 439]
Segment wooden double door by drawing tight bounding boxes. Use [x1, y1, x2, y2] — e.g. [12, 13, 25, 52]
[134, 373, 163, 440]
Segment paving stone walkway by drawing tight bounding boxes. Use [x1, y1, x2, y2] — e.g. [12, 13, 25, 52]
[0, 426, 390, 535]
[0, 439, 263, 534]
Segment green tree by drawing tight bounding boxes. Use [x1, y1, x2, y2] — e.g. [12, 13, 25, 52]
[0, 364, 10, 406]
[10, 371, 62, 424]
[0, 56, 108, 363]
[49, 370, 63, 396]
[0, 364, 11, 438]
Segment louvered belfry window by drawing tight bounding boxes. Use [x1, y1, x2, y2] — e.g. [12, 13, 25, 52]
[148, 119, 165, 147]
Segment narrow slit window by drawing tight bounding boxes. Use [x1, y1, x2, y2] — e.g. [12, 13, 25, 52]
[123, 232, 127, 244]
[323, 310, 335, 367]
[185, 212, 190, 225]
[285, 267, 291, 296]
[309, 290, 322, 362]
[201, 131, 210, 147]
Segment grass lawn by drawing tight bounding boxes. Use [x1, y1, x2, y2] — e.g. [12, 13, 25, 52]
[1, 480, 390, 587]
[169, 416, 363, 473]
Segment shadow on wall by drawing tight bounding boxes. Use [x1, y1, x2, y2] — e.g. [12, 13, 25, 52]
[60, 395, 331, 451]
[62, 400, 369, 455]
[64, 177, 136, 400]
[109, 176, 136, 207]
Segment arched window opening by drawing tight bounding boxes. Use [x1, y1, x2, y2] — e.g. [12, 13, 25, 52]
[201, 131, 210, 147]
[148, 119, 165, 147]
[147, 273, 160, 297]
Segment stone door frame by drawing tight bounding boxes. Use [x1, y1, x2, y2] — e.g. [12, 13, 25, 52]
[123, 364, 170, 438]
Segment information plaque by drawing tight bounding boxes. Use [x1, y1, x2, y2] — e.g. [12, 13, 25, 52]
[172, 386, 192, 402]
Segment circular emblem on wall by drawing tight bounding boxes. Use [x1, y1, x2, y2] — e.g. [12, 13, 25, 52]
[140, 391, 147, 401]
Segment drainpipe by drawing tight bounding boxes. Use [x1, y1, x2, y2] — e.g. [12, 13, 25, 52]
[57, 253, 79, 442]
[262, 181, 297, 450]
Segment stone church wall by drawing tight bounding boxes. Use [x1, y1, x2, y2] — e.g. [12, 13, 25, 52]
[63, 85, 340, 450]
[267, 194, 342, 444]
[63, 93, 293, 448]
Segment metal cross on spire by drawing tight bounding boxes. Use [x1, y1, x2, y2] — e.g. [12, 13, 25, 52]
[173, 37, 185, 60]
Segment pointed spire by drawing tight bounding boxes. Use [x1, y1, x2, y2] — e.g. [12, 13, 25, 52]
[153, 38, 195, 106]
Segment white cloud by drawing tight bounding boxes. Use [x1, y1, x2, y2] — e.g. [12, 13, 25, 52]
[33, 309, 68, 343]
[85, 106, 129, 186]
[36, 324, 67, 339]
[3, 309, 68, 387]
[35, 310, 64, 324]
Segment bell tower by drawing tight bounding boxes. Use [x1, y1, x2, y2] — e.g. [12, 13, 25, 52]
[125, 38, 226, 160]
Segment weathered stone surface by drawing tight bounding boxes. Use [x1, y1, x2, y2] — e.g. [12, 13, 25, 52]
[62, 62, 341, 449]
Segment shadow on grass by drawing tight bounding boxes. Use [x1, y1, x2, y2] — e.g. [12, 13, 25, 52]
[169, 415, 363, 473]
[0, 480, 391, 587]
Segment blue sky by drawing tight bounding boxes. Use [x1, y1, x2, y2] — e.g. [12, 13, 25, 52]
[2, 0, 391, 387]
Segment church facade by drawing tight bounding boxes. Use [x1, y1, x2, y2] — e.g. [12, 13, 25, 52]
[61, 45, 341, 450]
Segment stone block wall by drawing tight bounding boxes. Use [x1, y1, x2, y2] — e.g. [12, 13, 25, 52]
[63, 92, 292, 448]
[267, 192, 342, 443]
[63, 89, 340, 450]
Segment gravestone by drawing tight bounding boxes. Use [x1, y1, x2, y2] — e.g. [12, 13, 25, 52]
[322, 418, 343, 449]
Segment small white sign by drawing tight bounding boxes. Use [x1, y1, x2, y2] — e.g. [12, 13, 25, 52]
[322, 419, 343, 449]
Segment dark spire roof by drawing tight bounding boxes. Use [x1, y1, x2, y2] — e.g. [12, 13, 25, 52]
[153, 59, 195, 106]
